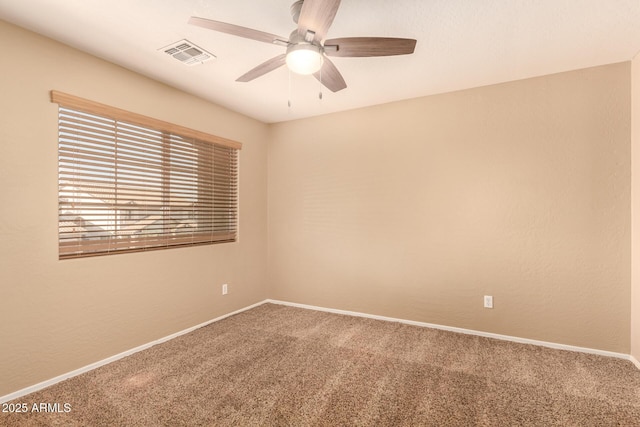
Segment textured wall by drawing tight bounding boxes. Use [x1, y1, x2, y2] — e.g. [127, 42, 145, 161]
[632, 53, 640, 363]
[0, 20, 269, 397]
[268, 63, 631, 353]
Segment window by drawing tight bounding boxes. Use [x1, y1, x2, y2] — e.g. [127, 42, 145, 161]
[52, 91, 241, 259]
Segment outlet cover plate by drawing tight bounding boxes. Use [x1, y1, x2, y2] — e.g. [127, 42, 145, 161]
[484, 295, 493, 308]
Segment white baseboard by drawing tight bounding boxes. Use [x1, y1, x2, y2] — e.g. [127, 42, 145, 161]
[266, 299, 634, 362]
[3, 298, 637, 404]
[0, 300, 265, 404]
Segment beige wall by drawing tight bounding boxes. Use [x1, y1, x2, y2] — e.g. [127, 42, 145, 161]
[268, 62, 631, 353]
[0, 20, 269, 397]
[632, 53, 640, 363]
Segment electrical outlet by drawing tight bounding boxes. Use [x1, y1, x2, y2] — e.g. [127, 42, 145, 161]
[222, 284, 228, 295]
[484, 295, 493, 309]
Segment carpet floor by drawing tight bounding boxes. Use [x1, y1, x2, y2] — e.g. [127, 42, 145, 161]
[2, 303, 640, 426]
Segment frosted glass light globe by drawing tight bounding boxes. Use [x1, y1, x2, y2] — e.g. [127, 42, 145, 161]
[286, 44, 323, 75]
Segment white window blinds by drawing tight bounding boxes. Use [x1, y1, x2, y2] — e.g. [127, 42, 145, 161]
[52, 91, 241, 259]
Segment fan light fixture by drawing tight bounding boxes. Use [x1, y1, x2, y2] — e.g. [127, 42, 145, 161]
[188, 0, 418, 92]
[286, 43, 323, 75]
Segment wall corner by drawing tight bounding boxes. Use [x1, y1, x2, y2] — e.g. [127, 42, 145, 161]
[631, 53, 640, 362]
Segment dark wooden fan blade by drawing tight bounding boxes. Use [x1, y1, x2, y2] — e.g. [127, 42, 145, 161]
[188, 17, 287, 45]
[313, 57, 346, 92]
[297, 0, 341, 43]
[236, 54, 287, 82]
[324, 37, 417, 57]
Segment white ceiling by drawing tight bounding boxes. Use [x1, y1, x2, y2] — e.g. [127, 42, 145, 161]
[1, 0, 640, 123]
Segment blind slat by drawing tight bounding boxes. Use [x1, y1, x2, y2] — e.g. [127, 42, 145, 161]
[52, 91, 242, 150]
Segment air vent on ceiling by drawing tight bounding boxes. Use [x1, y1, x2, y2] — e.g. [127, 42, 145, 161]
[160, 39, 215, 66]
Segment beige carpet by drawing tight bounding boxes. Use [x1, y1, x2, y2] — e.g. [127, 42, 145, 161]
[2, 303, 640, 426]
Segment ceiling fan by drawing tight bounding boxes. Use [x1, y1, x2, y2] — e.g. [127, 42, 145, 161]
[188, 0, 417, 92]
